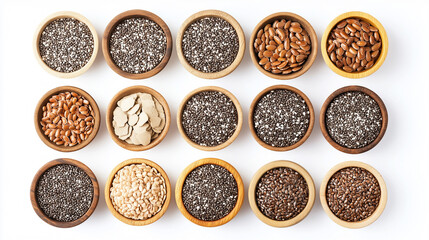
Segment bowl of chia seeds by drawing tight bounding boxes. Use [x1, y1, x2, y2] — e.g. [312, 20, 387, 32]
[175, 158, 244, 227]
[248, 160, 316, 227]
[320, 85, 388, 154]
[176, 10, 246, 79]
[102, 10, 172, 79]
[33, 11, 98, 78]
[177, 86, 243, 151]
[249, 85, 315, 151]
[320, 161, 387, 228]
[30, 158, 99, 228]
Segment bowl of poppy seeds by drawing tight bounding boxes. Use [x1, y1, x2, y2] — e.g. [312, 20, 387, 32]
[102, 10, 172, 79]
[176, 10, 246, 79]
[30, 158, 99, 228]
[320, 85, 388, 154]
[249, 85, 314, 151]
[33, 11, 98, 78]
[248, 160, 315, 227]
[177, 86, 243, 151]
[320, 161, 387, 228]
[175, 158, 244, 227]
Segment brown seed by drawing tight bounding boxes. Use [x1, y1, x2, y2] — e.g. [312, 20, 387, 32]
[289, 27, 302, 33]
[259, 58, 269, 65]
[263, 50, 273, 57]
[371, 42, 381, 51]
[343, 66, 353, 72]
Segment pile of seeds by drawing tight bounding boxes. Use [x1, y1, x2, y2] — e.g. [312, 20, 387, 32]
[182, 17, 239, 73]
[254, 19, 311, 75]
[39, 18, 94, 73]
[113, 93, 166, 146]
[110, 163, 167, 220]
[326, 167, 381, 222]
[40, 91, 96, 147]
[181, 91, 238, 147]
[36, 164, 93, 222]
[109, 17, 167, 74]
[253, 89, 310, 147]
[182, 164, 238, 221]
[256, 167, 309, 221]
[327, 18, 382, 72]
[326, 91, 382, 149]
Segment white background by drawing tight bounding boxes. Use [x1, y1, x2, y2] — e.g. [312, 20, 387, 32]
[1, 0, 428, 239]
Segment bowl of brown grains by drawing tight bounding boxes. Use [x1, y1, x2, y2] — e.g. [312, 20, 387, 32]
[321, 11, 388, 78]
[105, 158, 171, 226]
[33, 11, 98, 78]
[176, 10, 246, 79]
[320, 161, 387, 228]
[248, 160, 315, 227]
[250, 12, 317, 80]
[102, 10, 172, 79]
[34, 86, 100, 152]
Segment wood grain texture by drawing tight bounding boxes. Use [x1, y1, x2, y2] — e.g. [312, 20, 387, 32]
[176, 10, 246, 79]
[319, 85, 388, 154]
[175, 158, 244, 227]
[30, 158, 99, 228]
[34, 86, 101, 152]
[319, 161, 387, 228]
[249, 12, 318, 80]
[321, 11, 389, 79]
[104, 158, 171, 226]
[102, 9, 172, 79]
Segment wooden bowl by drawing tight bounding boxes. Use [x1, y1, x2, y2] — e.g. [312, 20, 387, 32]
[248, 160, 315, 227]
[249, 12, 318, 80]
[33, 11, 98, 78]
[106, 85, 170, 151]
[321, 11, 388, 79]
[30, 158, 99, 228]
[320, 161, 387, 228]
[105, 158, 171, 226]
[249, 85, 314, 151]
[102, 9, 172, 79]
[176, 10, 246, 79]
[34, 86, 101, 152]
[319, 85, 388, 154]
[175, 158, 244, 227]
[177, 86, 243, 151]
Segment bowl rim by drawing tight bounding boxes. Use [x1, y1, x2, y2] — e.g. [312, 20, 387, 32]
[176, 9, 246, 79]
[319, 85, 388, 154]
[30, 158, 99, 228]
[33, 11, 99, 78]
[248, 160, 316, 227]
[175, 158, 244, 227]
[249, 12, 318, 80]
[102, 9, 173, 80]
[34, 86, 101, 152]
[319, 161, 387, 228]
[321, 11, 389, 79]
[104, 158, 171, 226]
[106, 85, 171, 151]
[249, 84, 314, 151]
[176, 86, 243, 151]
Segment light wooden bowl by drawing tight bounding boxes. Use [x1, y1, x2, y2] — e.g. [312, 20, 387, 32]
[321, 11, 388, 78]
[249, 85, 314, 151]
[106, 85, 170, 151]
[30, 158, 99, 228]
[319, 85, 388, 154]
[320, 161, 387, 228]
[33, 11, 98, 78]
[102, 9, 172, 79]
[249, 12, 318, 80]
[175, 158, 244, 227]
[176, 10, 246, 79]
[105, 158, 171, 226]
[34, 86, 101, 152]
[177, 86, 242, 151]
[248, 160, 315, 227]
